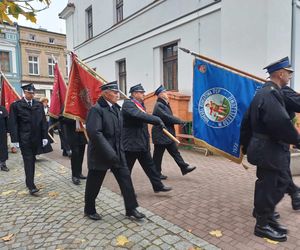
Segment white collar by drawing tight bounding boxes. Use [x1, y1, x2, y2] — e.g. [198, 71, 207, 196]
[105, 99, 113, 107]
[24, 97, 32, 103]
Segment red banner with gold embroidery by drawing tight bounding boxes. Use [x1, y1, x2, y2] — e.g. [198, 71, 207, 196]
[49, 64, 67, 119]
[63, 55, 104, 121]
[0, 74, 21, 112]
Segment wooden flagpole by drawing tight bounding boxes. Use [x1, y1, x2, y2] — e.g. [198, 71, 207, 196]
[179, 47, 267, 83]
[133, 102, 180, 144]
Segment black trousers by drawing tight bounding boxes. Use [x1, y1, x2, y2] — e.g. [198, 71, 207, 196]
[153, 142, 189, 174]
[286, 167, 299, 195]
[70, 144, 85, 177]
[125, 151, 164, 191]
[254, 167, 290, 225]
[59, 129, 71, 152]
[21, 146, 37, 189]
[84, 168, 138, 215]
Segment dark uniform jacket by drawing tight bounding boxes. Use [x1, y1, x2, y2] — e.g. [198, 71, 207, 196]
[152, 98, 182, 145]
[60, 117, 87, 147]
[9, 98, 48, 152]
[86, 96, 126, 171]
[121, 97, 163, 152]
[240, 82, 299, 170]
[0, 106, 8, 162]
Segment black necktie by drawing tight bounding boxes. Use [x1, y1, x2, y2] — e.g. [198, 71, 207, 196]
[28, 101, 32, 107]
[112, 105, 118, 117]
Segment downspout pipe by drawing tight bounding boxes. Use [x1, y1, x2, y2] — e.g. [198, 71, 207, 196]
[290, 0, 297, 89]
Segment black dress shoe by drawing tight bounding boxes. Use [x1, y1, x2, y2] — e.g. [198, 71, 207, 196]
[0, 165, 9, 172]
[254, 224, 287, 242]
[182, 166, 196, 175]
[154, 186, 172, 193]
[126, 209, 146, 219]
[252, 209, 280, 220]
[85, 212, 102, 220]
[79, 174, 87, 180]
[29, 188, 40, 195]
[72, 176, 81, 185]
[291, 191, 300, 210]
[159, 174, 168, 180]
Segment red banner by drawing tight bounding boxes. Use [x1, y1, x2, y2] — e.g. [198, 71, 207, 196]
[64, 56, 103, 121]
[0, 75, 21, 112]
[49, 64, 67, 119]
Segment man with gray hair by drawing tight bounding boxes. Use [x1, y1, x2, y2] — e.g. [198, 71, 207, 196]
[84, 81, 145, 220]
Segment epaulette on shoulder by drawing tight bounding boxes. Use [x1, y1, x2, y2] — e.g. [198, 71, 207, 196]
[269, 86, 277, 93]
[268, 86, 276, 93]
[268, 85, 279, 94]
[269, 87, 283, 103]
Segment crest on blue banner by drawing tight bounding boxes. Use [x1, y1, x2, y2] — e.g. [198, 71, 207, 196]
[193, 58, 263, 163]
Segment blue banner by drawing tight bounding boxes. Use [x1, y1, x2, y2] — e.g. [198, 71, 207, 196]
[193, 58, 263, 163]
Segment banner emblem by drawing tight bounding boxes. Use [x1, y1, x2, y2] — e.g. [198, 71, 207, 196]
[198, 64, 207, 73]
[199, 87, 237, 128]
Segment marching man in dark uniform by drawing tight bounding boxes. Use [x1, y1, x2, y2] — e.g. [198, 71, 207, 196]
[9, 83, 48, 195]
[84, 81, 145, 220]
[60, 117, 87, 185]
[152, 85, 196, 179]
[121, 83, 172, 193]
[0, 104, 9, 172]
[240, 57, 300, 242]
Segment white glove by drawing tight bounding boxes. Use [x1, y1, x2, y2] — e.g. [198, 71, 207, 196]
[12, 142, 20, 148]
[42, 139, 48, 147]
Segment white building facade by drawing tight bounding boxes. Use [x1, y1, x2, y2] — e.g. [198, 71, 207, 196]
[60, 0, 300, 106]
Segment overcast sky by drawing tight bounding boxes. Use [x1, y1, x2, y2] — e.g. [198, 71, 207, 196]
[16, 0, 68, 34]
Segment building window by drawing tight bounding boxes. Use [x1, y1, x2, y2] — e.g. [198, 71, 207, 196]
[6, 33, 16, 40]
[28, 56, 39, 75]
[86, 6, 93, 39]
[48, 58, 55, 77]
[118, 59, 126, 94]
[163, 43, 178, 90]
[0, 51, 10, 72]
[29, 34, 35, 41]
[116, 0, 123, 23]
[49, 38, 55, 44]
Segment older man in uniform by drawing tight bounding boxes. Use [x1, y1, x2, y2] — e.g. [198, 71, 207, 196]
[121, 83, 172, 193]
[0, 103, 9, 172]
[9, 83, 48, 195]
[240, 57, 300, 242]
[152, 85, 196, 179]
[84, 81, 145, 220]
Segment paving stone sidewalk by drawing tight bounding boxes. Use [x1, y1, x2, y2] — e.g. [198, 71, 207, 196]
[0, 153, 218, 250]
